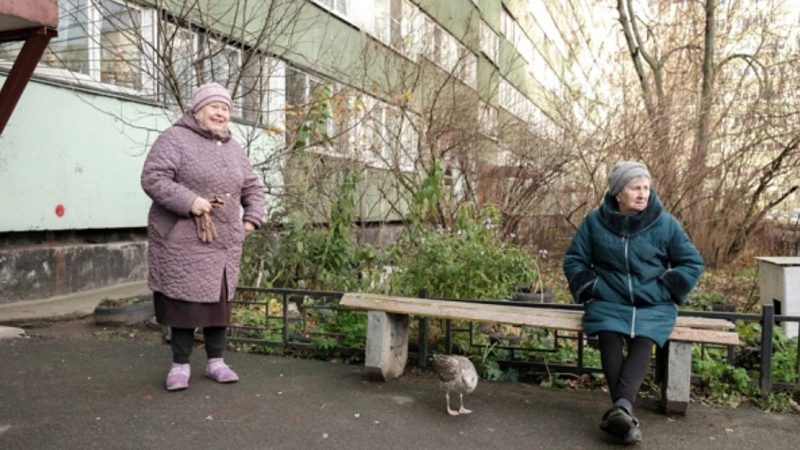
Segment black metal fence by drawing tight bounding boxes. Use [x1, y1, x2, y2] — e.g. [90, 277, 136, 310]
[231, 286, 800, 397]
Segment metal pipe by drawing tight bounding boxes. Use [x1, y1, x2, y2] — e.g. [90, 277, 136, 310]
[760, 304, 774, 398]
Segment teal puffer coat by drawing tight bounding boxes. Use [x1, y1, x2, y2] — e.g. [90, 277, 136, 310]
[562, 191, 704, 347]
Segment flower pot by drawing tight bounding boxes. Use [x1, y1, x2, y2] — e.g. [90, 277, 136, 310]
[94, 294, 154, 325]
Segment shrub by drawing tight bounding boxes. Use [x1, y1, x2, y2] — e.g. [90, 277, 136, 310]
[388, 203, 537, 300]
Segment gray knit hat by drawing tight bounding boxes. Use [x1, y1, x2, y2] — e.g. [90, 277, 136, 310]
[607, 161, 651, 196]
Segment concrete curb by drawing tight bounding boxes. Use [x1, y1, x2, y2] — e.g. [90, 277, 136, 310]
[0, 281, 149, 325]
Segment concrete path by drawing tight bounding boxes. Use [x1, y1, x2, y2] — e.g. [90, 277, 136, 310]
[1, 320, 798, 450]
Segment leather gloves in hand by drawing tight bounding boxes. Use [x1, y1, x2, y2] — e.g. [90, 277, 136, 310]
[194, 195, 225, 243]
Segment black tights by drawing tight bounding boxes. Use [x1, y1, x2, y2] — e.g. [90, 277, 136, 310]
[597, 331, 654, 412]
[170, 327, 227, 364]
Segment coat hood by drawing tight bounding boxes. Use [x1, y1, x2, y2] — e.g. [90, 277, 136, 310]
[175, 112, 232, 142]
[598, 189, 663, 236]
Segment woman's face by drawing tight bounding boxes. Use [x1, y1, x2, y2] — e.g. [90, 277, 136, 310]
[616, 176, 651, 215]
[194, 101, 230, 134]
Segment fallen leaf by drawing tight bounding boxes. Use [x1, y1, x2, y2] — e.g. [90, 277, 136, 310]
[143, 395, 153, 401]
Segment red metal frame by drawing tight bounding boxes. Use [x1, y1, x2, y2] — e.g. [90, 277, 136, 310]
[0, 26, 57, 135]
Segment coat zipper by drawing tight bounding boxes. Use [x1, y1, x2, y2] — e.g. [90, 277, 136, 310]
[623, 236, 636, 338]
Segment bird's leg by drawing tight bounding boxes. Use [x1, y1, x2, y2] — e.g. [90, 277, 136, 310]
[446, 391, 460, 416]
[457, 393, 472, 415]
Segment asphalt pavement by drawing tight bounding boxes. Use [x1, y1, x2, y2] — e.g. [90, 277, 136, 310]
[1, 286, 799, 449]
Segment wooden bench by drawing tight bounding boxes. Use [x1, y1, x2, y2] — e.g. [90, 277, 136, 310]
[339, 293, 741, 415]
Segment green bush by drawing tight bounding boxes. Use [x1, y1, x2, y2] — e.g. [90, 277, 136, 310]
[388, 203, 536, 300]
[241, 171, 380, 292]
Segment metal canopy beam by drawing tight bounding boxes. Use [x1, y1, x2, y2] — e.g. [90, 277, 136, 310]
[0, 26, 56, 135]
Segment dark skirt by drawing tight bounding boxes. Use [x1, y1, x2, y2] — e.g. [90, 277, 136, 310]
[153, 275, 232, 329]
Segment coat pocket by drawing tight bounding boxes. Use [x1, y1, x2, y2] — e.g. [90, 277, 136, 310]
[166, 217, 195, 243]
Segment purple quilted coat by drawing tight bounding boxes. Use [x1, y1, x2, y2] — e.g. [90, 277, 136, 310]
[141, 113, 264, 303]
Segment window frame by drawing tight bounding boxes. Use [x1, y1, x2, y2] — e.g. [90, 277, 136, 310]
[0, 0, 156, 97]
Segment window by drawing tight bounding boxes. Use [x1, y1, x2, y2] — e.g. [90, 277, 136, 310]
[374, 0, 389, 42]
[422, 17, 459, 72]
[499, 78, 537, 121]
[341, 94, 417, 171]
[368, 104, 388, 167]
[373, 0, 409, 50]
[98, 1, 142, 90]
[160, 23, 197, 109]
[480, 21, 499, 63]
[201, 37, 243, 116]
[457, 47, 477, 88]
[240, 53, 269, 125]
[44, 0, 90, 74]
[314, 0, 350, 17]
[479, 102, 498, 137]
[389, 0, 403, 50]
[284, 66, 336, 149]
[386, 107, 417, 172]
[0, 0, 151, 93]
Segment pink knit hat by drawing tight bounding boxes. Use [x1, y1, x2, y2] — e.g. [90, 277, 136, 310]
[190, 82, 232, 113]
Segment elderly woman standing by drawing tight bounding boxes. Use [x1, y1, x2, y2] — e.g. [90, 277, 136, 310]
[141, 83, 264, 391]
[563, 161, 703, 444]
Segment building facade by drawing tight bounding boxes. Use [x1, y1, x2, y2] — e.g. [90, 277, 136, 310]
[0, 0, 596, 302]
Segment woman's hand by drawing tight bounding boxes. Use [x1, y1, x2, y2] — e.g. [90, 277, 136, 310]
[190, 197, 212, 216]
[243, 221, 256, 236]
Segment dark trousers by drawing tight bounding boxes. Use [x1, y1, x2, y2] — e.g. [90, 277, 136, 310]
[597, 331, 654, 409]
[170, 327, 227, 364]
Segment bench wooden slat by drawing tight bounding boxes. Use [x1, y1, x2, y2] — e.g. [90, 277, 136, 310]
[670, 327, 740, 345]
[675, 316, 735, 330]
[341, 293, 584, 330]
[340, 293, 740, 346]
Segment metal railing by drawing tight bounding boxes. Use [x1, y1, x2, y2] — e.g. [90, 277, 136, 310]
[231, 286, 800, 397]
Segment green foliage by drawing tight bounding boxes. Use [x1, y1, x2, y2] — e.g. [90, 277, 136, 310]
[311, 308, 368, 352]
[769, 328, 799, 384]
[692, 345, 753, 405]
[734, 321, 798, 385]
[757, 391, 795, 413]
[685, 290, 729, 311]
[410, 162, 444, 224]
[389, 203, 536, 300]
[241, 171, 379, 292]
[311, 335, 338, 359]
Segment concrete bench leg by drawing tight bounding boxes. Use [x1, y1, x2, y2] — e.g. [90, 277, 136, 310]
[659, 341, 692, 415]
[365, 311, 409, 381]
